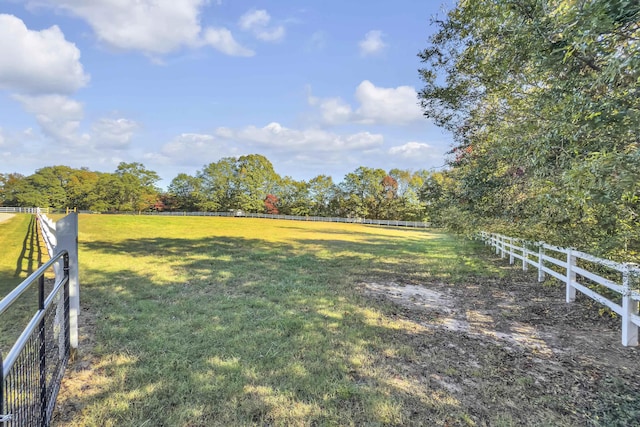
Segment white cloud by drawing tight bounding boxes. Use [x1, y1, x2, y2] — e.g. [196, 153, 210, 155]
[92, 118, 139, 149]
[202, 28, 254, 57]
[239, 9, 285, 42]
[315, 98, 353, 125]
[309, 80, 423, 126]
[29, 0, 253, 57]
[150, 123, 384, 171]
[161, 133, 216, 156]
[359, 30, 387, 56]
[221, 122, 383, 152]
[388, 142, 434, 159]
[0, 14, 89, 95]
[144, 133, 238, 167]
[354, 80, 423, 125]
[306, 31, 327, 51]
[13, 94, 88, 146]
[11, 94, 143, 164]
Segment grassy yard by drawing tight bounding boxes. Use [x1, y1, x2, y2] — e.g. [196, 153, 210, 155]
[0, 213, 43, 296]
[0, 213, 46, 355]
[49, 215, 640, 426]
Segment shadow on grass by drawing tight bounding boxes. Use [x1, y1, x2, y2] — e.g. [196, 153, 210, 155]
[14, 214, 42, 278]
[1, 215, 47, 356]
[58, 234, 487, 426]
[57, 231, 640, 426]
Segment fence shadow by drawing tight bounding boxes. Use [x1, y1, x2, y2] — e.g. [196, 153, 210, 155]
[13, 215, 43, 278]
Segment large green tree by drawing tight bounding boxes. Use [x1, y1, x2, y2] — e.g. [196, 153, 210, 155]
[168, 173, 206, 212]
[340, 167, 387, 218]
[274, 177, 310, 216]
[197, 154, 281, 213]
[235, 154, 280, 212]
[113, 162, 161, 212]
[418, 0, 640, 256]
[308, 175, 338, 217]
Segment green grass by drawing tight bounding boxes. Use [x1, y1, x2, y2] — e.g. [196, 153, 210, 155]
[60, 216, 501, 426]
[0, 214, 46, 355]
[0, 213, 43, 296]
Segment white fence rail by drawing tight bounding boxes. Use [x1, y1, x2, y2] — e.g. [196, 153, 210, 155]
[36, 211, 80, 350]
[3, 207, 429, 228]
[0, 206, 45, 213]
[117, 211, 431, 228]
[480, 232, 640, 346]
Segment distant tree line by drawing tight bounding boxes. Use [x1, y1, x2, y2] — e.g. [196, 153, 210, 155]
[0, 154, 435, 221]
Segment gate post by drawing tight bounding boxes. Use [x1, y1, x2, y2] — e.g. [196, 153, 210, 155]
[55, 213, 79, 351]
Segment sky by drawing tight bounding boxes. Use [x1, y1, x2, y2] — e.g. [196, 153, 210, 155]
[0, 0, 454, 188]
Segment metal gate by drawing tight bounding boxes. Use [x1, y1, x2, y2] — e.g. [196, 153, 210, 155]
[1, 251, 70, 427]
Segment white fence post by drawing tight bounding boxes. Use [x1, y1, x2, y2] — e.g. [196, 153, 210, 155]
[522, 243, 528, 271]
[55, 213, 79, 351]
[509, 237, 514, 264]
[566, 248, 577, 303]
[538, 245, 545, 282]
[621, 264, 639, 346]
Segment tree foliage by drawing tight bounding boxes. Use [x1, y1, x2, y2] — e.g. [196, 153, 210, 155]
[1, 157, 434, 222]
[418, 0, 640, 258]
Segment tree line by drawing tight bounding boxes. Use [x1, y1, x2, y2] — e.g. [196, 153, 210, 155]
[417, 0, 639, 260]
[0, 155, 434, 221]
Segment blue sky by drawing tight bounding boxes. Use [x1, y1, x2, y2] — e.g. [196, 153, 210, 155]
[0, 0, 453, 188]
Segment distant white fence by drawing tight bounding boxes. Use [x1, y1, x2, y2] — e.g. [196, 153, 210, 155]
[0, 206, 46, 213]
[36, 211, 80, 350]
[480, 232, 640, 346]
[132, 211, 431, 228]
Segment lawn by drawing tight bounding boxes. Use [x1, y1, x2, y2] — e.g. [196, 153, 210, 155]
[46, 215, 640, 426]
[0, 213, 43, 297]
[0, 213, 46, 355]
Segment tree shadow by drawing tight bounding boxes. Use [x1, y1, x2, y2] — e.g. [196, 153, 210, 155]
[56, 223, 640, 426]
[56, 233, 475, 425]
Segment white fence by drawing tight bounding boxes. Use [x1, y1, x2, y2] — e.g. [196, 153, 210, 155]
[3, 207, 430, 228]
[128, 211, 431, 228]
[0, 206, 45, 213]
[480, 232, 640, 346]
[36, 211, 80, 350]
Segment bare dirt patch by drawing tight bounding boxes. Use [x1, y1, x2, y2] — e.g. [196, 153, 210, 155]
[360, 269, 640, 425]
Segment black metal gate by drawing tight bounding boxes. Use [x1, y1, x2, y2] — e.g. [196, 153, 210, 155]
[1, 252, 70, 427]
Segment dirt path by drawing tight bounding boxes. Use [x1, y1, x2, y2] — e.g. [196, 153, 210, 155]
[0, 213, 15, 223]
[361, 268, 640, 425]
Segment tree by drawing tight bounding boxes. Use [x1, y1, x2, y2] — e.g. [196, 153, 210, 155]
[390, 168, 429, 221]
[0, 173, 26, 206]
[168, 173, 205, 211]
[308, 175, 338, 217]
[274, 177, 310, 216]
[114, 162, 161, 211]
[340, 167, 387, 218]
[264, 194, 279, 214]
[418, 0, 640, 255]
[66, 168, 100, 210]
[198, 157, 240, 211]
[235, 154, 280, 212]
